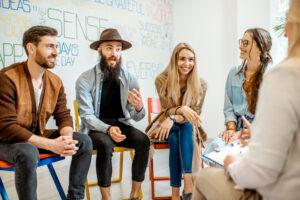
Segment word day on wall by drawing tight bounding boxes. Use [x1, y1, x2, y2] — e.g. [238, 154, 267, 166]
[0, 0, 174, 82]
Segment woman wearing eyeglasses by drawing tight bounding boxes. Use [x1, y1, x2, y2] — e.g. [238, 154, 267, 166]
[204, 28, 272, 156]
[192, 0, 300, 199]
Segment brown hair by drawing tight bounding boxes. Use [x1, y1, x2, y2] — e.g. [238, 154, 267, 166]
[22, 25, 58, 55]
[237, 28, 272, 114]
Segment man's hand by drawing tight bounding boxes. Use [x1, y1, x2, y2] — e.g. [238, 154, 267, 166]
[59, 126, 73, 138]
[153, 117, 174, 141]
[224, 155, 239, 172]
[178, 106, 201, 127]
[109, 126, 126, 143]
[49, 136, 78, 157]
[127, 88, 143, 112]
[28, 134, 78, 157]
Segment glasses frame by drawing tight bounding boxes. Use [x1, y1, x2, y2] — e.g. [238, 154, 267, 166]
[239, 39, 249, 47]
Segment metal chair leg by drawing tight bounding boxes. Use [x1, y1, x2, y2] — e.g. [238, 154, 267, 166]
[0, 177, 9, 200]
[112, 151, 124, 183]
[85, 179, 91, 200]
[47, 164, 66, 200]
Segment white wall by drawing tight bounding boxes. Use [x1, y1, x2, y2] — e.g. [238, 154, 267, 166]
[0, 0, 283, 137]
[173, 0, 279, 138]
[0, 0, 173, 131]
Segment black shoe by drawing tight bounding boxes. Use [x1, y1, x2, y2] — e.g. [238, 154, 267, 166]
[182, 190, 192, 200]
[129, 197, 139, 200]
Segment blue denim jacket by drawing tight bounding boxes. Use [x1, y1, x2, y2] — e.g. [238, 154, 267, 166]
[75, 63, 145, 134]
[224, 65, 254, 130]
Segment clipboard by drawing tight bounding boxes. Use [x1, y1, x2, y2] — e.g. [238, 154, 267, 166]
[202, 143, 248, 168]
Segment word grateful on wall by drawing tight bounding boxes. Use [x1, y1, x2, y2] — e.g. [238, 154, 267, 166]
[0, 0, 174, 81]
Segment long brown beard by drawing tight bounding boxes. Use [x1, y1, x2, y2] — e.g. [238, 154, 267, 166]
[35, 50, 56, 69]
[100, 54, 121, 82]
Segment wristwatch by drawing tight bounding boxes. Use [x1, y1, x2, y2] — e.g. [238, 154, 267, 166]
[169, 115, 176, 123]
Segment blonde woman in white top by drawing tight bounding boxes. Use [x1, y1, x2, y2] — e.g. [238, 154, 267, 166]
[192, 0, 300, 199]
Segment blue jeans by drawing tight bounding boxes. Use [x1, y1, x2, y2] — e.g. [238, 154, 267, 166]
[168, 122, 193, 187]
[0, 131, 93, 200]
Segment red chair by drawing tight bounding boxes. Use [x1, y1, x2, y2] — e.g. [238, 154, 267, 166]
[148, 97, 172, 200]
[148, 98, 204, 200]
[0, 154, 66, 200]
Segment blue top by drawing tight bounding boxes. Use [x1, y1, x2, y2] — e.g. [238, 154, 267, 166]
[75, 63, 145, 134]
[224, 65, 254, 130]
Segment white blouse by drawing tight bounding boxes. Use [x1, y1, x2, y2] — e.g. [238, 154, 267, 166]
[228, 58, 300, 200]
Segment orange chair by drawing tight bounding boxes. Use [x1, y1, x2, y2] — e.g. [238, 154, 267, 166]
[148, 97, 172, 200]
[73, 100, 142, 200]
[0, 154, 66, 200]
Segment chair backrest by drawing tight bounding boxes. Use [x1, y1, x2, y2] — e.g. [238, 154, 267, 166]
[147, 97, 162, 124]
[73, 100, 80, 132]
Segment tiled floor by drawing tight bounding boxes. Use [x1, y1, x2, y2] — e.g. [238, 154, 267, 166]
[0, 149, 178, 200]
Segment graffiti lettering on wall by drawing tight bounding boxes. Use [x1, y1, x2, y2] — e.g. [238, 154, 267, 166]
[0, 0, 173, 78]
[55, 41, 78, 67]
[94, 0, 144, 15]
[0, 42, 23, 68]
[126, 60, 164, 80]
[146, 0, 172, 24]
[139, 20, 172, 50]
[47, 8, 108, 41]
[0, 41, 79, 68]
[0, 0, 31, 13]
[0, 14, 32, 38]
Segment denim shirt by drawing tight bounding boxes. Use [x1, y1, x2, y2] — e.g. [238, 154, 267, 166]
[75, 63, 145, 134]
[224, 65, 254, 130]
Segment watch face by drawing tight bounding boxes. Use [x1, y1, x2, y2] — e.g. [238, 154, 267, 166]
[170, 115, 175, 122]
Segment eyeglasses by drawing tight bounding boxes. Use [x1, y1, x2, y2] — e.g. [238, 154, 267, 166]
[239, 39, 249, 47]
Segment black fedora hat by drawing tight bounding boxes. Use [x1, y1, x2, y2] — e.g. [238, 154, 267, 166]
[90, 28, 132, 51]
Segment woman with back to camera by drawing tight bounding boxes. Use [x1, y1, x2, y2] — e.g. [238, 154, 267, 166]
[192, 0, 300, 199]
[153, 43, 207, 200]
[204, 27, 272, 156]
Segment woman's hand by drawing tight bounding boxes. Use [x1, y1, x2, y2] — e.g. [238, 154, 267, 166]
[178, 106, 201, 127]
[224, 155, 239, 172]
[221, 130, 241, 144]
[240, 116, 252, 147]
[155, 117, 174, 141]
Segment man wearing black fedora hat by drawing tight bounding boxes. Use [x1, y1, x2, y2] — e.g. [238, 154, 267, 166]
[76, 28, 150, 200]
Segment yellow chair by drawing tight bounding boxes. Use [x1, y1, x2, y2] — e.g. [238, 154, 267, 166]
[73, 100, 142, 200]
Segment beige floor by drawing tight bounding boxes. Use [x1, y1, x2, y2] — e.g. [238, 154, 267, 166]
[0, 149, 181, 200]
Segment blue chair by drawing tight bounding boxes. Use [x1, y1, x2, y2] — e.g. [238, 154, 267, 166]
[0, 154, 66, 200]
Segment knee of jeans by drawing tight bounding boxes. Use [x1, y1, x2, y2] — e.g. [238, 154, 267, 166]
[136, 134, 150, 150]
[15, 144, 39, 168]
[180, 122, 193, 131]
[97, 140, 114, 154]
[77, 133, 93, 153]
[168, 133, 178, 146]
